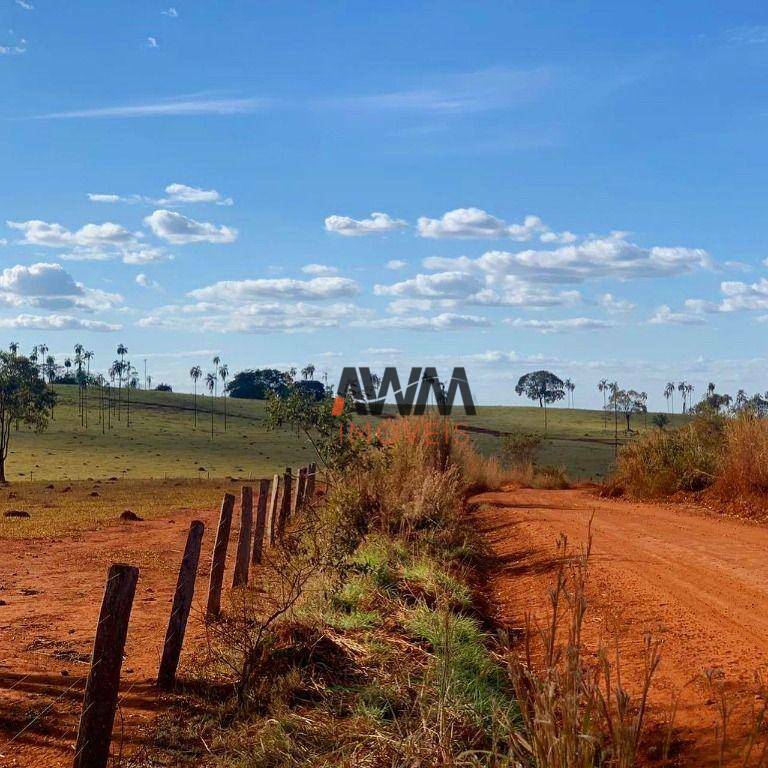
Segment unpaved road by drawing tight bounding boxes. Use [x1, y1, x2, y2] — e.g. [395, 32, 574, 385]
[0, 503, 227, 767]
[473, 487, 768, 766]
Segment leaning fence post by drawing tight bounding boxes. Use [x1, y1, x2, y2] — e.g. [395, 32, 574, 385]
[157, 520, 204, 691]
[205, 493, 236, 621]
[267, 473, 280, 545]
[292, 466, 307, 517]
[251, 478, 271, 565]
[277, 467, 292, 538]
[232, 487, 253, 588]
[73, 563, 139, 768]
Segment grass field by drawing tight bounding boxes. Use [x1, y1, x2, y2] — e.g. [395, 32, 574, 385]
[0, 385, 688, 536]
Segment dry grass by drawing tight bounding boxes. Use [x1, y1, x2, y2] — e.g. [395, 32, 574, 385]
[612, 414, 768, 503]
[0, 477, 229, 538]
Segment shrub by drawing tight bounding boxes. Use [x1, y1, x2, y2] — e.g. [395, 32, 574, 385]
[716, 416, 768, 497]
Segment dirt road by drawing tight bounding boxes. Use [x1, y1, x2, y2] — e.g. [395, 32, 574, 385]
[0, 503, 226, 767]
[473, 487, 768, 766]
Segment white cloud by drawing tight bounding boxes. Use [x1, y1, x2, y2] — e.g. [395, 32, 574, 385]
[359, 313, 491, 332]
[146, 37, 159, 49]
[0, 314, 121, 332]
[424, 231, 711, 284]
[136, 273, 160, 290]
[301, 264, 339, 276]
[417, 208, 547, 241]
[724, 260, 752, 273]
[144, 209, 237, 244]
[162, 6, 178, 17]
[188, 276, 359, 302]
[121, 247, 173, 264]
[324, 212, 407, 236]
[599, 293, 636, 312]
[386, 298, 459, 315]
[87, 194, 123, 203]
[726, 25, 768, 45]
[375, 270, 579, 308]
[7, 219, 140, 248]
[160, 183, 233, 206]
[648, 305, 707, 325]
[0, 39, 26, 55]
[0, 263, 122, 313]
[362, 347, 400, 355]
[386, 259, 407, 270]
[506, 317, 614, 334]
[137, 300, 362, 333]
[15, 0, 34, 8]
[719, 278, 768, 312]
[37, 96, 267, 120]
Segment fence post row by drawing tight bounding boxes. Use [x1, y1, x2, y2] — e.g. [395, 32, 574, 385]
[267, 473, 280, 545]
[158, 520, 205, 691]
[293, 466, 307, 518]
[251, 478, 271, 566]
[205, 493, 236, 622]
[232, 486, 253, 588]
[73, 563, 139, 768]
[277, 467, 292, 537]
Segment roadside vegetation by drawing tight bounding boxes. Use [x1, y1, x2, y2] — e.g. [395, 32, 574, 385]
[612, 410, 768, 508]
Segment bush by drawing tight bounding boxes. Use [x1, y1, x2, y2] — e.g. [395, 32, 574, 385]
[612, 414, 724, 497]
[716, 416, 768, 497]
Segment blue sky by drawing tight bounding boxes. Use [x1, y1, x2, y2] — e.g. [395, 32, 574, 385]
[1, 1, 767, 407]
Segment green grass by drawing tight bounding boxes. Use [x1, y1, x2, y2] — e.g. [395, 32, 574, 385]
[4, 385, 689, 486]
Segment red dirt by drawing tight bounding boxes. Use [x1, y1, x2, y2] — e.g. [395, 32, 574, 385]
[0, 504, 226, 767]
[472, 486, 768, 767]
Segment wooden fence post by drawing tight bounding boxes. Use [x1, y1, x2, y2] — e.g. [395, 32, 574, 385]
[73, 563, 139, 768]
[251, 478, 271, 565]
[277, 467, 292, 538]
[157, 520, 205, 691]
[205, 493, 235, 621]
[267, 473, 280, 545]
[306, 462, 316, 502]
[292, 466, 307, 517]
[232, 487, 253, 588]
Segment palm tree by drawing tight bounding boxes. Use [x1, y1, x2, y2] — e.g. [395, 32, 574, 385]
[8, 341, 18, 356]
[598, 379, 609, 427]
[44, 355, 56, 385]
[36, 343, 48, 377]
[609, 382, 620, 452]
[74, 344, 84, 424]
[212, 356, 221, 397]
[219, 364, 229, 431]
[685, 383, 695, 412]
[664, 382, 675, 413]
[564, 378, 572, 408]
[83, 350, 94, 428]
[640, 391, 648, 427]
[677, 381, 687, 414]
[205, 372, 216, 439]
[301, 364, 316, 381]
[190, 366, 202, 427]
[116, 344, 128, 419]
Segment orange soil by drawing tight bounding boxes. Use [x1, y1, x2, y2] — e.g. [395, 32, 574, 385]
[472, 486, 768, 767]
[0, 503, 226, 767]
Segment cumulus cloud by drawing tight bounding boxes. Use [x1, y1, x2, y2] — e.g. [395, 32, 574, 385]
[0, 262, 122, 313]
[324, 212, 407, 236]
[375, 270, 579, 308]
[136, 273, 160, 290]
[506, 317, 614, 334]
[7, 219, 140, 248]
[599, 293, 636, 312]
[301, 264, 338, 276]
[417, 208, 548, 240]
[386, 298, 459, 315]
[159, 183, 233, 206]
[648, 305, 707, 325]
[0, 314, 121, 331]
[162, 6, 178, 16]
[719, 278, 768, 312]
[146, 36, 159, 49]
[144, 209, 237, 244]
[423, 231, 711, 284]
[137, 301, 363, 333]
[188, 276, 359, 302]
[386, 260, 407, 270]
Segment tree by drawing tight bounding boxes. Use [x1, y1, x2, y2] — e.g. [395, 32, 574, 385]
[515, 371, 565, 433]
[0, 352, 56, 483]
[205, 372, 216, 439]
[219, 363, 229, 431]
[652, 413, 669, 429]
[116, 344, 128, 419]
[301, 364, 316, 381]
[212, 356, 221, 397]
[226, 369, 291, 400]
[598, 379, 609, 427]
[664, 382, 675, 413]
[155, 383, 172, 392]
[611, 388, 647, 433]
[190, 365, 202, 427]
[564, 378, 575, 408]
[83, 350, 94, 428]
